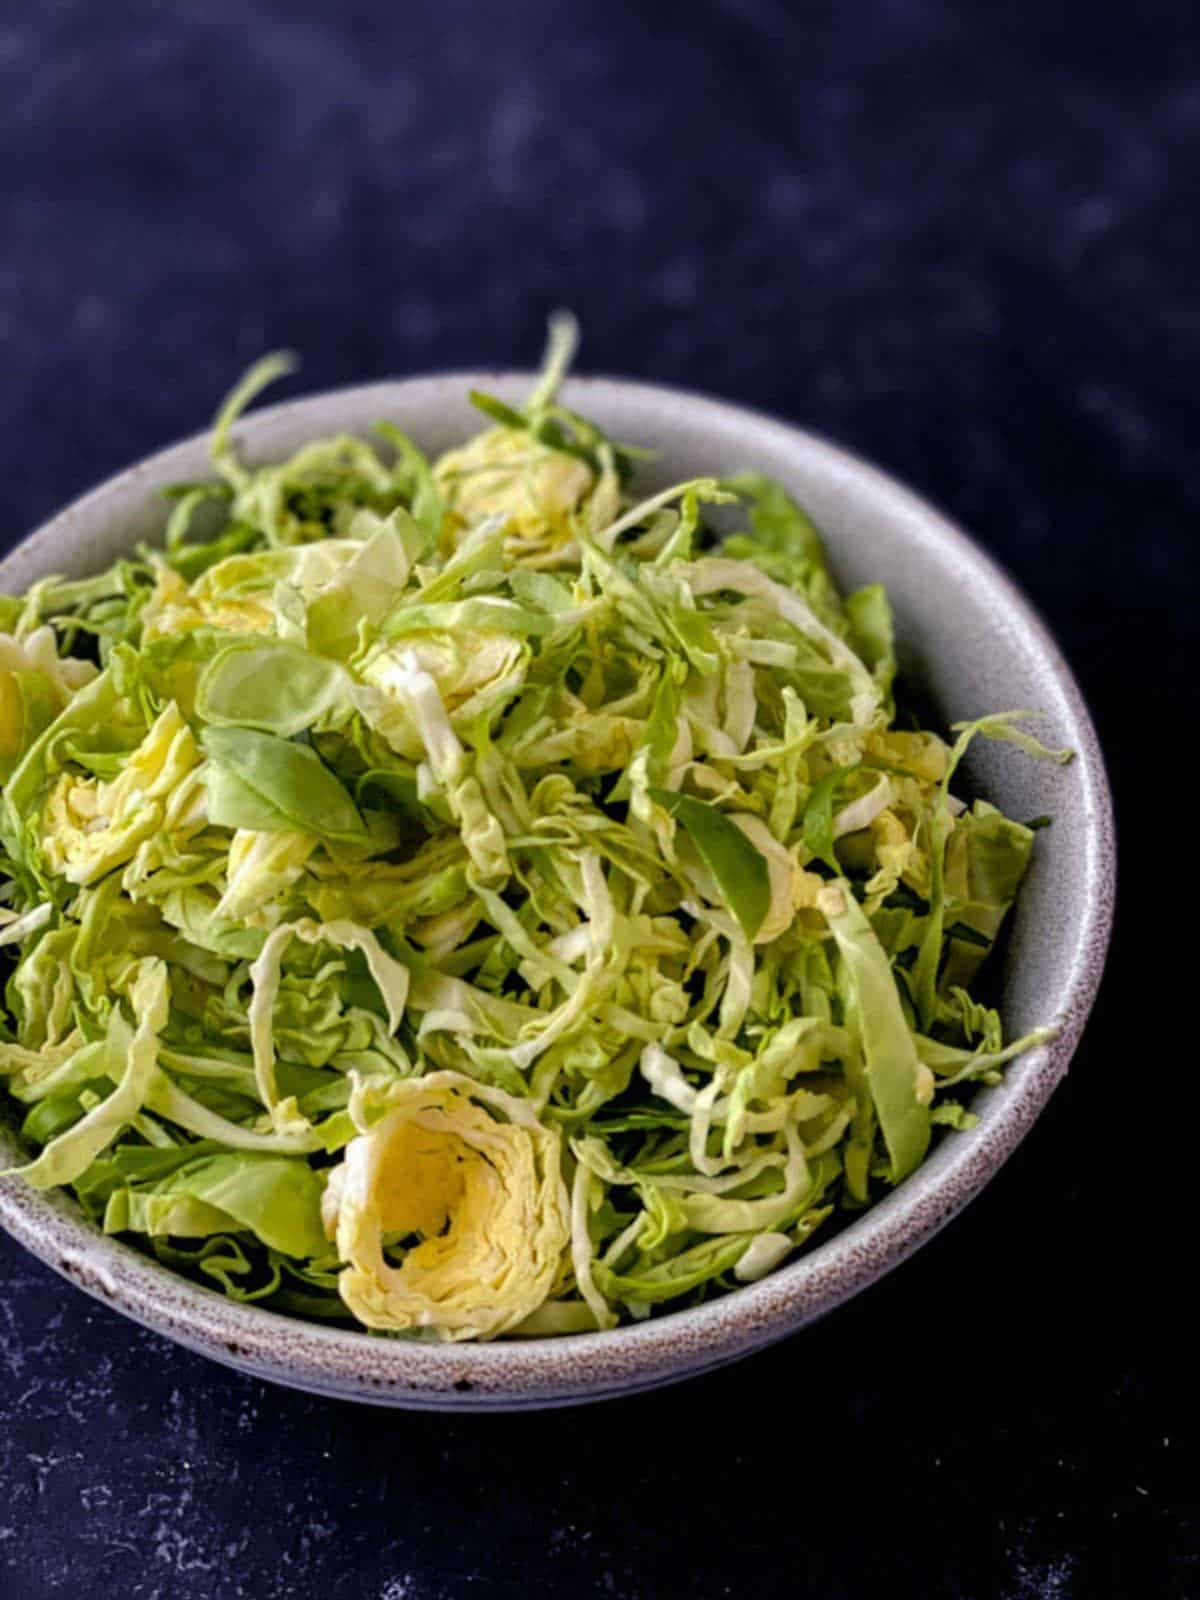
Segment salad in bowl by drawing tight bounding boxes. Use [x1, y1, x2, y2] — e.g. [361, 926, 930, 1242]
[0, 319, 1068, 1343]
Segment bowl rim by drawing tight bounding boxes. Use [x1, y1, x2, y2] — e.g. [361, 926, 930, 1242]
[0, 370, 1115, 1410]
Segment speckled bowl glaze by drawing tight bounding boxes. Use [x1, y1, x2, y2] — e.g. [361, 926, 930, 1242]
[0, 375, 1114, 1409]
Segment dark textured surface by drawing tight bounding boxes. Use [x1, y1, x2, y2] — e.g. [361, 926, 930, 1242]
[0, 2, 1192, 1596]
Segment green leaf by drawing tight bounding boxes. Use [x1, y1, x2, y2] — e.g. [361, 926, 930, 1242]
[0, 669, 60, 783]
[648, 788, 770, 939]
[820, 880, 931, 1184]
[372, 423, 445, 540]
[353, 766, 423, 817]
[306, 510, 419, 657]
[801, 765, 859, 873]
[380, 597, 551, 641]
[948, 710, 1073, 767]
[210, 351, 298, 487]
[165, 520, 261, 582]
[202, 725, 368, 843]
[196, 640, 350, 736]
[104, 1152, 328, 1258]
[801, 755, 917, 873]
[21, 1084, 108, 1144]
[467, 390, 528, 430]
[844, 583, 896, 707]
[912, 712, 1054, 1027]
[594, 1235, 755, 1304]
[939, 802, 1035, 992]
[721, 472, 843, 630]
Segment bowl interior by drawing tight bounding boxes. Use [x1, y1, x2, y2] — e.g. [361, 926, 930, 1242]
[0, 373, 1113, 1409]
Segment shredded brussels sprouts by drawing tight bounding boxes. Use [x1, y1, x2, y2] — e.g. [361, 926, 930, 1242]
[0, 319, 1068, 1338]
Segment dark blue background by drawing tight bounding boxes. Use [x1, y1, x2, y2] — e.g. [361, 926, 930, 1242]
[1, 3, 1193, 1596]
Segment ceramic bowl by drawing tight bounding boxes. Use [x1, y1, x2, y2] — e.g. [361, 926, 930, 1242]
[0, 374, 1114, 1409]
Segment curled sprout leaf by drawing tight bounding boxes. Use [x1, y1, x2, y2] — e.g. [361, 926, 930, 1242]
[322, 1070, 570, 1340]
[648, 788, 771, 939]
[203, 725, 369, 844]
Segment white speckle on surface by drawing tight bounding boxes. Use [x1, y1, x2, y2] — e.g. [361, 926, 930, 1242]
[1009, 1551, 1079, 1599]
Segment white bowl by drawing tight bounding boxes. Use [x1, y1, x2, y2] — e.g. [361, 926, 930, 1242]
[0, 374, 1115, 1409]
